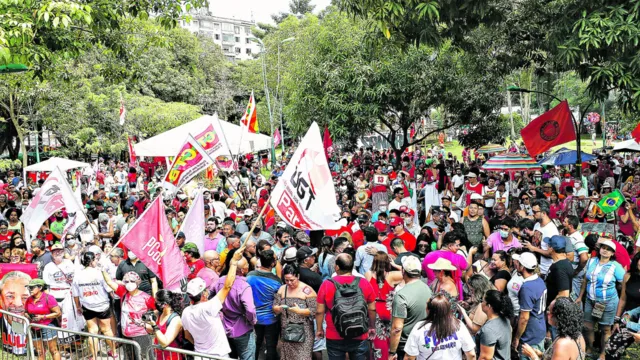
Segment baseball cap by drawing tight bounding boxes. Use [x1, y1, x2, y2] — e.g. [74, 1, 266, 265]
[470, 193, 483, 201]
[512, 252, 537, 270]
[88, 245, 102, 254]
[28, 279, 47, 288]
[277, 221, 287, 229]
[176, 231, 186, 239]
[244, 209, 254, 217]
[283, 247, 298, 262]
[598, 239, 617, 252]
[186, 278, 207, 297]
[296, 246, 318, 261]
[296, 231, 311, 244]
[373, 221, 387, 233]
[544, 235, 567, 252]
[357, 214, 369, 223]
[401, 256, 421, 275]
[390, 217, 403, 227]
[398, 205, 409, 214]
[466, 172, 477, 178]
[182, 242, 199, 253]
[51, 243, 64, 251]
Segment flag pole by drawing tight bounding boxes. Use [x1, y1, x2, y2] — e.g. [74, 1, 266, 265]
[241, 195, 272, 248]
[212, 114, 249, 206]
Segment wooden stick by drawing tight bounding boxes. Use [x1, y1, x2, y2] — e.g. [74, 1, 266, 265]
[241, 195, 272, 250]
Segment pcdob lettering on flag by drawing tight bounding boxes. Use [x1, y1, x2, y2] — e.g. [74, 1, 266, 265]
[270, 122, 342, 230]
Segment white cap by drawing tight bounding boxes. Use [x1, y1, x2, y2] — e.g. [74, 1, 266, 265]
[186, 278, 207, 297]
[88, 245, 102, 254]
[470, 193, 483, 200]
[283, 247, 297, 262]
[277, 221, 287, 229]
[598, 239, 617, 252]
[244, 209, 254, 217]
[466, 172, 477, 178]
[401, 256, 421, 275]
[512, 252, 537, 270]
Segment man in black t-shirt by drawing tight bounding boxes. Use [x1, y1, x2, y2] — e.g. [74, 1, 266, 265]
[296, 246, 322, 292]
[545, 235, 574, 306]
[115, 254, 158, 296]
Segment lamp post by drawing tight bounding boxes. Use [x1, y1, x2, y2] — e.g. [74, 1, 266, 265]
[251, 38, 276, 168]
[507, 85, 596, 179]
[276, 37, 295, 157]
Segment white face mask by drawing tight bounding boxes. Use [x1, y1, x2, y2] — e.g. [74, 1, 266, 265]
[125, 282, 137, 292]
[379, 206, 387, 212]
[405, 218, 412, 225]
[128, 251, 137, 260]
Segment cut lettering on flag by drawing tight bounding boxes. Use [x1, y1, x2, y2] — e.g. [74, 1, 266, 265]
[323, 125, 333, 159]
[163, 134, 215, 193]
[21, 167, 80, 249]
[120, 196, 189, 290]
[598, 189, 625, 214]
[119, 95, 126, 126]
[240, 91, 259, 133]
[178, 191, 205, 255]
[127, 136, 137, 167]
[520, 100, 576, 157]
[270, 122, 342, 230]
[274, 128, 282, 147]
[632, 122, 640, 143]
[61, 184, 88, 246]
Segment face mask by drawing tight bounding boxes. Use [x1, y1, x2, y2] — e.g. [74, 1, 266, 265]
[128, 252, 137, 260]
[402, 162, 409, 167]
[499, 230, 509, 239]
[253, 227, 261, 234]
[379, 206, 387, 212]
[125, 282, 137, 292]
[405, 218, 412, 225]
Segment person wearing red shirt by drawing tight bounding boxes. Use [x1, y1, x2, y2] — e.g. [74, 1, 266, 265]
[389, 217, 416, 252]
[132, 190, 149, 217]
[316, 253, 376, 359]
[183, 243, 205, 280]
[0, 221, 13, 244]
[464, 172, 484, 205]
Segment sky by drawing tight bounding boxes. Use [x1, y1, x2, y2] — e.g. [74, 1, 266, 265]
[208, 0, 332, 24]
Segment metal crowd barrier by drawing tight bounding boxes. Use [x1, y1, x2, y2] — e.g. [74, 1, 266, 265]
[0, 309, 33, 359]
[148, 344, 235, 360]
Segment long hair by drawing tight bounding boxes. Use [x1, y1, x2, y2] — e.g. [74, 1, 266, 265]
[422, 293, 459, 340]
[318, 236, 334, 267]
[371, 251, 392, 287]
[630, 252, 640, 282]
[551, 297, 583, 340]
[484, 290, 513, 320]
[467, 274, 492, 305]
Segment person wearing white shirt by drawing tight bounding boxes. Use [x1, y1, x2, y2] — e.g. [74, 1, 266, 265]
[451, 169, 465, 189]
[389, 188, 410, 211]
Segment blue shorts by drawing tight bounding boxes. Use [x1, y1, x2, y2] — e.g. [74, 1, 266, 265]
[584, 297, 618, 326]
[32, 327, 57, 341]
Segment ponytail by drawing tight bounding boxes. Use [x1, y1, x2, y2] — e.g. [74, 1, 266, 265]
[484, 289, 514, 320]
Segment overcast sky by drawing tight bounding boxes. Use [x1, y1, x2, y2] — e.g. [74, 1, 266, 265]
[208, 0, 332, 24]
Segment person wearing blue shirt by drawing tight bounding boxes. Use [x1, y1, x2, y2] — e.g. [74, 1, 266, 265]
[246, 249, 282, 360]
[577, 239, 625, 360]
[513, 252, 547, 360]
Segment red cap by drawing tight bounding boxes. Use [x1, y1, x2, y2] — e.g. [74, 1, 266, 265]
[374, 221, 387, 233]
[407, 209, 415, 217]
[399, 205, 409, 214]
[390, 217, 403, 227]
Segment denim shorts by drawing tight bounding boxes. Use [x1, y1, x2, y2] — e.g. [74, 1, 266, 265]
[32, 327, 57, 341]
[584, 297, 618, 326]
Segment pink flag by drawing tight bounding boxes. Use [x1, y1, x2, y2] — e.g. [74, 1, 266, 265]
[274, 128, 282, 147]
[178, 191, 205, 255]
[127, 136, 137, 167]
[323, 125, 333, 159]
[163, 134, 215, 193]
[120, 197, 189, 290]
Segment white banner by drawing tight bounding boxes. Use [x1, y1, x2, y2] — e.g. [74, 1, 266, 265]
[178, 191, 205, 255]
[21, 167, 80, 249]
[270, 122, 342, 230]
[61, 186, 89, 245]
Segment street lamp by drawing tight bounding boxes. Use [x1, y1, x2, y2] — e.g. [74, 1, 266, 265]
[251, 37, 276, 168]
[276, 37, 295, 156]
[507, 85, 596, 178]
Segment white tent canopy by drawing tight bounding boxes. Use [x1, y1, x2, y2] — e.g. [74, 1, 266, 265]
[24, 157, 91, 172]
[133, 115, 272, 157]
[613, 139, 640, 152]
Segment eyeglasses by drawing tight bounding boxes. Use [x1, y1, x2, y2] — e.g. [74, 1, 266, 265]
[521, 197, 530, 200]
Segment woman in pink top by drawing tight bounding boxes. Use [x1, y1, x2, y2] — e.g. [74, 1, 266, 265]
[25, 279, 62, 360]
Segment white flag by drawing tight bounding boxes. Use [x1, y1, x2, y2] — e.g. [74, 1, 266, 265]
[178, 191, 205, 255]
[270, 122, 342, 230]
[21, 167, 80, 248]
[61, 186, 88, 245]
[119, 96, 126, 126]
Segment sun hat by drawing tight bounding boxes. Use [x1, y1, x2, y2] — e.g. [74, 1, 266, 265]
[427, 258, 457, 271]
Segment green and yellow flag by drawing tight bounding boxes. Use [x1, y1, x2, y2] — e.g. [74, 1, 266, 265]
[598, 189, 625, 214]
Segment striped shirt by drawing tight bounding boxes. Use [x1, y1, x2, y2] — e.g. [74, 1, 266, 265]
[585, 258, 625, 302]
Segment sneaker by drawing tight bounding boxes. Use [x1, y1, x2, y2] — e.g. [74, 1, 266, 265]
[108, 350, 119, 359]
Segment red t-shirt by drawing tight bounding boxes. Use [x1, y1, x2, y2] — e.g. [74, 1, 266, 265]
[395, 231, 416, 252]
[613, 240, 631, 270]
[25, 293, 59, 325]
[317, 275, 375, 340]
[381, 236, 395, 256]
[133, 200, 149, 216]
[0, 230, 13, 244]
[186, 259, 205, 280]
[351, 230, 365, 250]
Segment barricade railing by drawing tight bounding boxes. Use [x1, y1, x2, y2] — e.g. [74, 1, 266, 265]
[0, 309, 33, 359]
[27, 322, 143, 360]
[148, 344, 235, 360]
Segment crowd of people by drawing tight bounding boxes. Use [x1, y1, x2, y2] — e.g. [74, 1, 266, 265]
[0, 144, 640, 360]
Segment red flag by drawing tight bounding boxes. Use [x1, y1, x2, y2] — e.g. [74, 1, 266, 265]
[520, 100, 576, 157]
[409, 124, 416, 139]
[323, 125, 333, 158]
[274, 128, 282, 147]
[127, 136, 137, 167]
[240, 91, 259, 133]
[632, 122, 640, 143]
[120, 197, 189, 290]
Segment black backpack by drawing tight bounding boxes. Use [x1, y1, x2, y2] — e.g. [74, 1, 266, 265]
[328, 278, 368, 339]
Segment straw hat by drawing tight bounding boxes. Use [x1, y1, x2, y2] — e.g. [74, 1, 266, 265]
[355, 191, 369, 204]
[427, 258, 457, 271]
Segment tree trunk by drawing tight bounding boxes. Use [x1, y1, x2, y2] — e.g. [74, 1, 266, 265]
[8, 94, 27, 169]
[507, 89, 516, 139]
